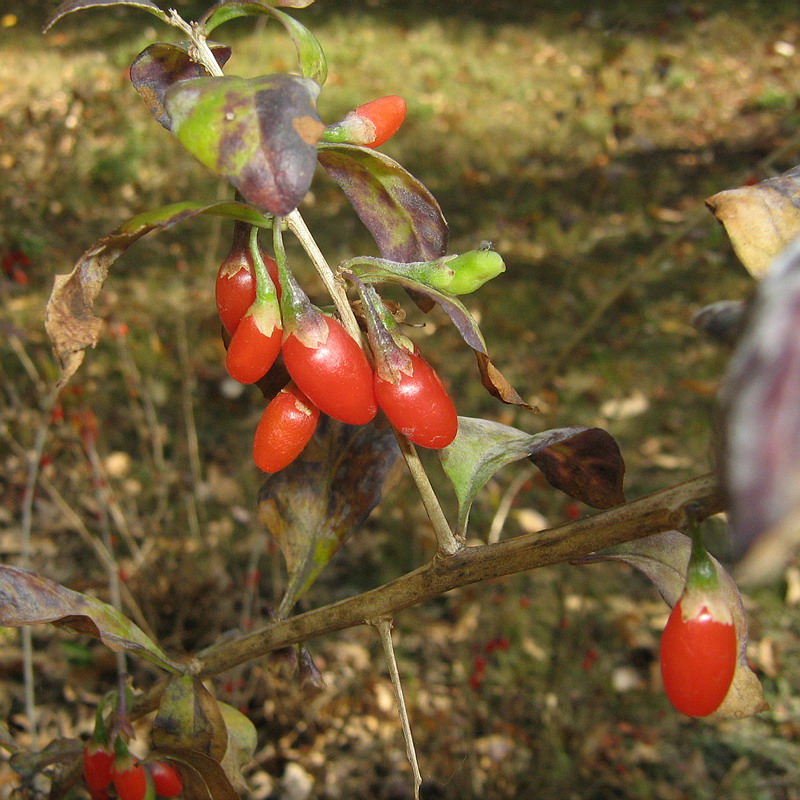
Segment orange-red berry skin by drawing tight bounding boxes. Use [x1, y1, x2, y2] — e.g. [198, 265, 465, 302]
[147, 760, 183, 798]
[374, 351, 457, 448]
[355, 95, 406, 147]
[253, 385, 320, 473]
[111, 762, 148, 800]
[659, 598, 737, 717]
[83, 744, 114, 793]
[282, 316, 377, 426]
[216, 251, 279, 336]
[225, 310, 282, 384]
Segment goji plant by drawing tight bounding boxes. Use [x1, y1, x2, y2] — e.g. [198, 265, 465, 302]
[8, 0, 800, 797]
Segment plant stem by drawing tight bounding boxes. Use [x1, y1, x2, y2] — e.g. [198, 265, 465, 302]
[166, 472, 722, 684]
[372, 618, 422, 798]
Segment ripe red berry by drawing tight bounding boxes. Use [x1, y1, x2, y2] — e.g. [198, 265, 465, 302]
[225, 299, 282, 384]
[374, 349, 457, 448]
[282, 315, 377, 425]
[111, 761, 149, 800]
[147, 760, 183, 798]
[216, 247, 279, 336]
[83, 743, 114, 794]
[659, 597, 737, 717]
[253, 384, 320, 472]
[354, 95, 407, 147]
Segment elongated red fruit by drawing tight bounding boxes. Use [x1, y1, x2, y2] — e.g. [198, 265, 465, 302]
[216, 248, 280, 336]
[354, 95, 406, 147]
[282, 316, 377, 425]
[375, 349, 457, 448]
[659, 598, 737, 717]
[83, 743, 114, 794]
[253, 384, 320, 472]
[225, 300, 282, 384]
[147, 761, 183, 798]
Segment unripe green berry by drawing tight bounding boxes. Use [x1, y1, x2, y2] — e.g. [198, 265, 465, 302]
[443, 249, 505, 294]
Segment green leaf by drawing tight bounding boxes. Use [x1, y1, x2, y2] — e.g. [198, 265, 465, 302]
[0, 566, 182, 673]
[45, 200, 270, 387]
[218, 702, 257, 792]
[43, 0, 168, 31]
[576, 531, 767, 720]
[166, 74, 324, 215]
[130, 42, 233, 130]
[202, 3, 327, 85]
[439, 418, 625, 537]
[152, 676, 228, 760]
[318, 143, 448, 264]
[258, 416, 402, 616]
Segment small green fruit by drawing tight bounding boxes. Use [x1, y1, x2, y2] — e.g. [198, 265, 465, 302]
[444, 249, 505, 294]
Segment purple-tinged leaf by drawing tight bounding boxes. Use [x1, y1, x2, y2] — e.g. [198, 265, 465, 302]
[130, 42, 232, 130]
[258, 416, 402, 616]
[439, 417, 625, 536]
[201, 3, 327, 85]
[721, 238, 800, 580]
[577, 531, 767, 719]
[318, 143, 448, 264]
[0, 566, 182, 673]
[46, 201, 271, 387]
[43, 0, 168, 31]
[166, 74, 323, 215]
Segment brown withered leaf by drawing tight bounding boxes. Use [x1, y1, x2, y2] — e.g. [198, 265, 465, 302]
[258, 415, 402, 616]
[706, 165, 800, 278]
[439, 417, 625, 537]
[577, 530, 768, 720]
[152, 747, 239, 800]
[45, 200, 270, 387]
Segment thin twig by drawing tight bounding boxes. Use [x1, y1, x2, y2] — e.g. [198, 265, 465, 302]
[371, 618, 422, 799]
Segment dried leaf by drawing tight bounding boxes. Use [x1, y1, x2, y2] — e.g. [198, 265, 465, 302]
[706, 165, 800, 278]
[577, 530, 768, 719]
[0, 566, 181, 672]
[45, 200, 269, 387]
[9, 738, 81, 778]
[165, 74, 323, 215]
[439, 418, 625, 537]
[258, 416, 402, 614]
[201, 3, 327, 85]
[43, 0, 168, 31]
[152, 748, 239, 800]
[721, 238, 800, 578]
[152, 676, 228, 760]
[318, 143, 448, 264]
[130, 42, 232, 130]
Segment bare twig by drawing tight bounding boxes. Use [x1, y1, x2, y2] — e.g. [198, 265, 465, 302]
[371, 618, 422, 798]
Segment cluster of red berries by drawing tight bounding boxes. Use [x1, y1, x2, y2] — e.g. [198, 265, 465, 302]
[83, 740, 182, 800]
[215, 228, 458, 474]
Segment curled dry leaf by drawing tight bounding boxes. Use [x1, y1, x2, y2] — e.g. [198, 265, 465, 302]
[576, 530, 767, 719]
[721, 238, 800, 581]
[218, 702, 258, 792]
[0, 566, 181, 673]
[439, 417, 625, 537]
[45, 200, 269, 387]
[706, 165, 800, 278]
[151, 747, 239, 800]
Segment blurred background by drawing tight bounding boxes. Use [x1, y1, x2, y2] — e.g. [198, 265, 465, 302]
[3, 1, 800, 798]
